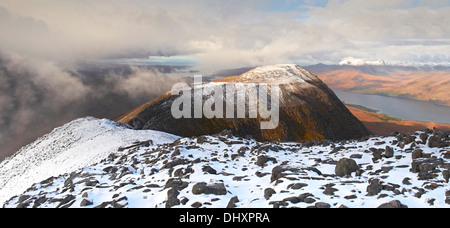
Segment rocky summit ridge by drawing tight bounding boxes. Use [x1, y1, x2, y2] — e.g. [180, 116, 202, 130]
[2, 122, 449, 208]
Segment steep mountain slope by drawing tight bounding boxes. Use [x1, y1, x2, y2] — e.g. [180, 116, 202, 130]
[117, 64, 370, 142]
[0, 117, 179, 204]
[3, 129, 449, 208]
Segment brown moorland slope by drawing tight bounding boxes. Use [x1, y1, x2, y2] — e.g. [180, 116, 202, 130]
[316, 69, 450, 106]
[347, 106, 450, 136]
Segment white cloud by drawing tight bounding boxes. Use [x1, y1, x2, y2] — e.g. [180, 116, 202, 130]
[0, 0, 449, 66]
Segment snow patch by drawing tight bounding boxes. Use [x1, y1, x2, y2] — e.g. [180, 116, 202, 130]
[0, 117, 179, 204]
[239, 64, 318, 85]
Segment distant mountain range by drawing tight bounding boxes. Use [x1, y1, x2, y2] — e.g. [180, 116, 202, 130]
[305, 62, 450, 76]
[199, 61, 450, 107]
[337, 57, 450, 69]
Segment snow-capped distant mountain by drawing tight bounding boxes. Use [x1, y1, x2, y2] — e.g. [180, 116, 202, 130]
[0, 117, 179, 204]
[338, 57, 387, 66]
[338, 57, 450, 68]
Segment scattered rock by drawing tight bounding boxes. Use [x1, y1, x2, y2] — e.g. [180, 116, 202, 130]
[33, 197, 47, 208]
[427, 198, 436, 206]
[163, 158, 190, 169]
[443, 170, 450, 183]
[192, 182, 227, 195]
[56, 195, 76, 208]
[444, 151, 450, 159]
[85, 179, 99, 187]
[419, 133, 429, 144]
[256, 155, 277, 167]
[164, 178, 189, 191]
[335, 158, 360, 177]
[255, 171, 271, 178]
[283, 197, 301, 204]
[323, 184, 339, 196]
[196, 136, 207, 144]
[93, 201, 113, 208]
[202, 165, 217, 175]
[412, 149, 423, 159]
[411, 158, 443, 173]
[171, 149, 181, 158]
[418, 172, 438, 180]
[381, 166, 394, 173]
[298, 193, 314, 202]
[173, 168, 184, 178]
[446, 190, 450, 204]
[367, 179, 383, 196]
[428, 135, 447, 148]
[17, 195, 31, 205]
[377, 194, 389, 199]
[303, 197, 316, 204]
[402, 177, 412, 185]
[344, 195, 357, 200]
[287, 183, 308, 190]
[226, 196, 239, 208]
[270, 166, 299, 183]
[371, 149, 383, 162]
[237, 146, 249, 155]
[414, 188, 426, 198]
[264, 188, 276, 200]
[269, 201, 289, 208]
[80, 199, 93, 207]
[350, 154, 363, 159]
[402, 135, 416, 145]
[232, 176, 248, 181]
[377, 200, 408, 208]
[384, 146, 394, 158]
[181, 197, 189, 205]
[314, 202, 331, 208]
[424, 183, 441, 190]
[166, 188, 180, 208]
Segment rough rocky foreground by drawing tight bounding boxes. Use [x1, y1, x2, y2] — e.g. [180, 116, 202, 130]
[3, 130, 449, 208]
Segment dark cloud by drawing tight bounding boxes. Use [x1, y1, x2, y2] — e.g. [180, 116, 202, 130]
[0, 53, 190, 161]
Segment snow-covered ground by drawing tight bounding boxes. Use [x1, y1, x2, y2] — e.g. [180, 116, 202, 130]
[0, 117, 179, 204]
[2, 125, 449, 208]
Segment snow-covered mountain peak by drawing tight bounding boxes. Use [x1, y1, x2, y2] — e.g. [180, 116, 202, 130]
[339, 57, 387, 66]
[239, 64, 319, 84]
